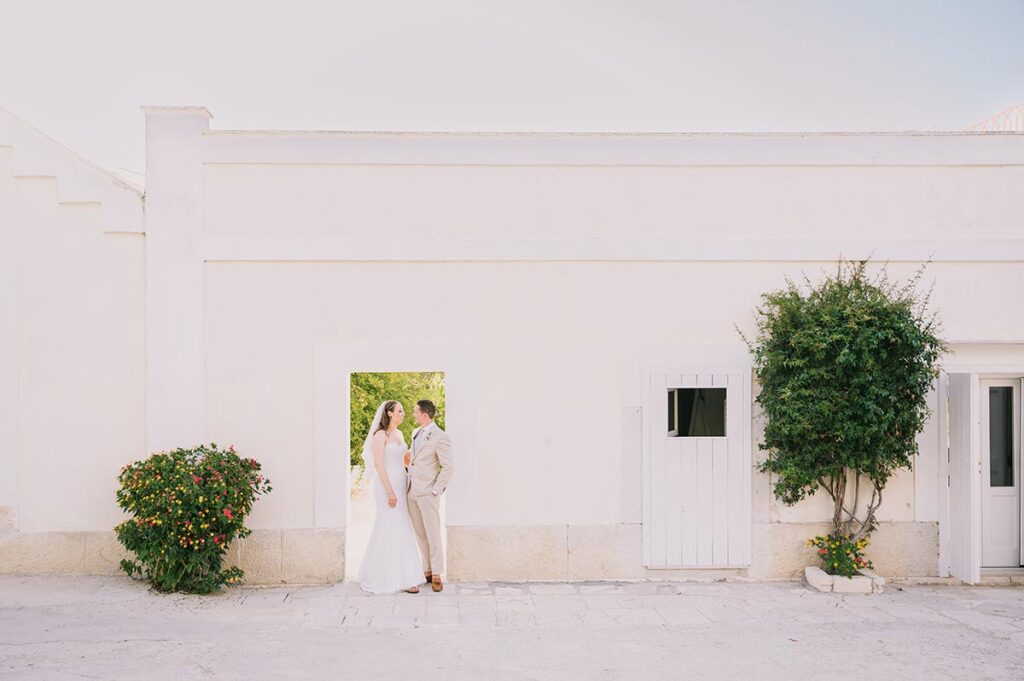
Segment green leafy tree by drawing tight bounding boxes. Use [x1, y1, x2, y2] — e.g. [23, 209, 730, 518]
[350, 372, 446, 467]
[739, 260, 946, 545]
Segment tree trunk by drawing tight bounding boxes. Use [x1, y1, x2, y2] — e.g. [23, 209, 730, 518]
[831, 467, 847, 537]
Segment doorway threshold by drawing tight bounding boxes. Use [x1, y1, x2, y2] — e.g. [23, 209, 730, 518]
[979, 567, 1024, 586]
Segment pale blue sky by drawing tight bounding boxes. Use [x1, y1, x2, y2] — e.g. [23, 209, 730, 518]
[1, 0, 1022, 178]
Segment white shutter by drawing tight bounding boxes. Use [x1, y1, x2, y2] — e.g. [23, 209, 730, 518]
[947, 372, 982, 584]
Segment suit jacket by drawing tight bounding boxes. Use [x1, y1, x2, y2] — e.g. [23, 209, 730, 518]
[409, 422, 453, 497]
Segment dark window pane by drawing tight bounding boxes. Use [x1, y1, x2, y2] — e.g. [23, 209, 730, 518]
[668, 389, 677, 434]
[667, 388, 726, 437]
[989, 387, 1013, 487]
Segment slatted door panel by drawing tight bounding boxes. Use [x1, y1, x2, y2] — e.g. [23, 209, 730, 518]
[948, 372, 981, 584]
[644, 368, 751, 568]
[648, 373, 668, 565]
[663, 373, 683, 566]
[726, 372, 750, 563]
[681, 429, 698, 565]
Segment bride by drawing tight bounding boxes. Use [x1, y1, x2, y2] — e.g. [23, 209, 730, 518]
[357, 400, 425, 594]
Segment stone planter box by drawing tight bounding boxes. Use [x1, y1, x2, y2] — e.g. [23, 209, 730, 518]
[804, 566, 885, 594]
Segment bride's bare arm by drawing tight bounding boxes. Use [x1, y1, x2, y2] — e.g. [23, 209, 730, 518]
[371, 431, 398, 507]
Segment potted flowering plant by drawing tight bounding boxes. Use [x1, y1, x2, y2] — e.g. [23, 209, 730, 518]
[806, 534, 873, 577]
[114, 443, 272, 594]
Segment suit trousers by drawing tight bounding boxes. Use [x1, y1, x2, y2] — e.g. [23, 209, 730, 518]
[407, 490, 444, 576]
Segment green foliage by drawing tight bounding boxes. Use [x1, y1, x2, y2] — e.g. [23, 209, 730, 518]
[350, 372, 446, 467]
[114, 443, 272, 594]
[807, 533, 873, 577]
[740, 259, 946, 543]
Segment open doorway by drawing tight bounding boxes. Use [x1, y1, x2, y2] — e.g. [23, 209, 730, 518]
[344, 371, 447, 581]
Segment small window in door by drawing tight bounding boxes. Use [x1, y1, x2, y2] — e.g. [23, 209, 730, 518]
[989, 386, 1014, 487]
[667, 388, 726, 437]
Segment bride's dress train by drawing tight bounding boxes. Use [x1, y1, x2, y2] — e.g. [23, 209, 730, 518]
[358, 438, 424, 594]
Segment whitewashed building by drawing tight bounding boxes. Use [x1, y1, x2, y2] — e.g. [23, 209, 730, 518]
[1, 105, 1022, 584]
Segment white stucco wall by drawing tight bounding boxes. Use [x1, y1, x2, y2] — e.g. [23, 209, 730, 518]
[0, 147, 17, 528]
[202, 162, 1024, 240]
[182, 124, 1024, 550]
[203, 259, 1024, 533]
[0, 146, 145, 533]
[4, 107, 1024, 581]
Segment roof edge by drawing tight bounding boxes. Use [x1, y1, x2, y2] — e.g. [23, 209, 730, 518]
[141, 105, 213, 119]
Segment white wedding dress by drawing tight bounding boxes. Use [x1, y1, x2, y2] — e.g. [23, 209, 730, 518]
[358, 436, 425, 594]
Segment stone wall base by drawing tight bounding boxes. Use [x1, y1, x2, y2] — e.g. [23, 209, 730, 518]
[0, 521, 938, 584]
[0, 507, 14, 532]
[0, 528, 345, 585]
[448, 521, 939, 581]
[748, 521, 939, 579]
[447, 524, 647, 581]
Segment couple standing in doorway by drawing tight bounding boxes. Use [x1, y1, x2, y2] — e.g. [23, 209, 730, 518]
[357, 399, 453, 594]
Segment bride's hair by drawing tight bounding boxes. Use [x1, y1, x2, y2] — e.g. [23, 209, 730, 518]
[375, 400, 400, 435]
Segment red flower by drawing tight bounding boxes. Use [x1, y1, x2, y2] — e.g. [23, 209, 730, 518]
[223, 508, 234, 519]
[193, 475, 202, 484]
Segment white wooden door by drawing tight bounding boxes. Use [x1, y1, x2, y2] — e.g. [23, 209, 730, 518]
[980, 379, 1022, 567]
[643, 367, 751, 568]
[948, 372, 982, 584]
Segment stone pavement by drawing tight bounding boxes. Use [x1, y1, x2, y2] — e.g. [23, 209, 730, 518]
[2, 575, 1023, 680]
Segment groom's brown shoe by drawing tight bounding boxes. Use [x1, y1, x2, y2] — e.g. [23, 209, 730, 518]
[431, 576, 443, 592]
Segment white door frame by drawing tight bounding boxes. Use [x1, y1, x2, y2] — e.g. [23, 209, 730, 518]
[312, 342, 477, 531]
[939, 365, 1024, 582]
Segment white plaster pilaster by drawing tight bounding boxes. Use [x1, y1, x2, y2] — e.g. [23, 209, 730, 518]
[142, 106, 211, 453]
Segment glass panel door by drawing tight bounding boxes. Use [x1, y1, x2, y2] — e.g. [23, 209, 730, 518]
[981, 379, 1022, 567]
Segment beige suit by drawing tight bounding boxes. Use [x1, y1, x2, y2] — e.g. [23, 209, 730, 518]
[407, 421, 453, 576]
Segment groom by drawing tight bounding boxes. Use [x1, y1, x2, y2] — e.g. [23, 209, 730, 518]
[407, 399, 453, 592]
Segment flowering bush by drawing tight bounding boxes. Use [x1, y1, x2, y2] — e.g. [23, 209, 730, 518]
[806, 533, 873, 578]
[114, 443, 272, 594]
